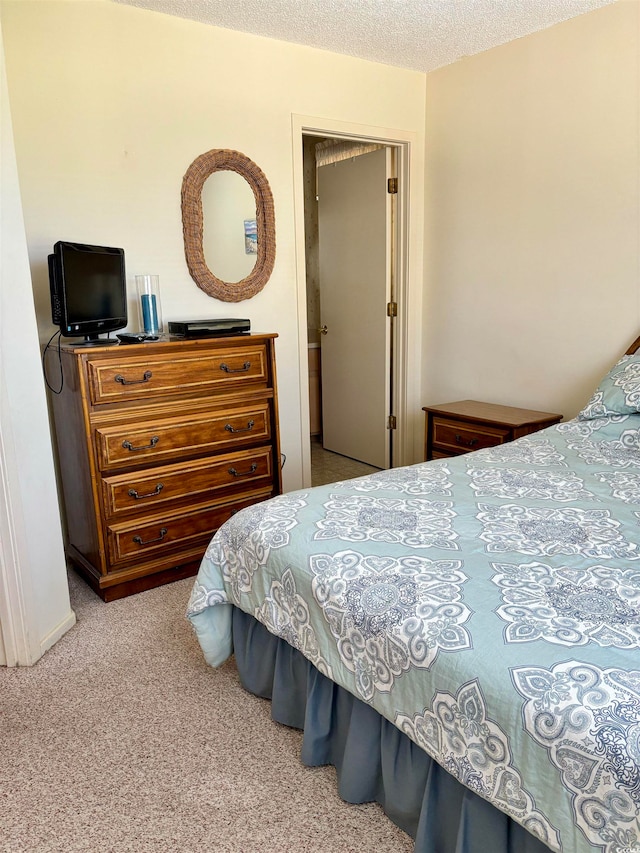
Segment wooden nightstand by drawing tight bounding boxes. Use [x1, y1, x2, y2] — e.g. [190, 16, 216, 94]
[422, 400, 563, 461]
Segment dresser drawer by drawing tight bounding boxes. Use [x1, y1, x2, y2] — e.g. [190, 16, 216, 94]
[101, 447, 274, 517]
[105, 488, 273, 570]
[86, 343, 269, 405]
[431, 417, 510, 455]
[94, 402, 270, 471]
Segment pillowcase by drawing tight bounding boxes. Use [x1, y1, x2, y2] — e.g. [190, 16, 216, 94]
[578, 352, 640, 419]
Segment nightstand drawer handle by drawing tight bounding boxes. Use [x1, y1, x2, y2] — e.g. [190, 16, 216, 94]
[133, 527, 167, 546]
[128, 483, 164, 499]
[122, 436, 159, 452]
[114, 370, 152, 385]
[224, 420, 255, 434]
[220, 361, 251, 374]
[455, 434, 479, 448]
[228, 463, 258, 478]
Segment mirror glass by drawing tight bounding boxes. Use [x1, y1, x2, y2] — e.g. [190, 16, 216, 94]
[202, 170, 257, 283]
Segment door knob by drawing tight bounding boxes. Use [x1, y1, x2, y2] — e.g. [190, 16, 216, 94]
[318, 325, 328, 335]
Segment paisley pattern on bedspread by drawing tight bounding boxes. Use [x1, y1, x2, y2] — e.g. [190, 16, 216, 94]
[514, 662, 640, 852]
[310, 549, 471, 700]
[187, 412, 640, 853]
[314, 494, 460, 549]
[255, 568, 333, 676]
[396, 679, 561, 850]
[492, 561, 640, 647]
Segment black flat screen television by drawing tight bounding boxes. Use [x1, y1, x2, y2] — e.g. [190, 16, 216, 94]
[48, 241, 127, 345]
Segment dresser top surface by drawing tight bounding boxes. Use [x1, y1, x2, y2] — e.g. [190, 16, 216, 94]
[59, 332, 277, 357]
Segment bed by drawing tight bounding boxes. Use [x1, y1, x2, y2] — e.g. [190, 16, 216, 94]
[187, 335, 640, 853]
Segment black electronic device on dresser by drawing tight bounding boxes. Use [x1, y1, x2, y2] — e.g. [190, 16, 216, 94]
[48, 241, 127, 346]
[168, 318, 251, 338]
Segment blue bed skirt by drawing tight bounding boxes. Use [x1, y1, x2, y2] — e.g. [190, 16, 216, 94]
[232, 607, 551, 853]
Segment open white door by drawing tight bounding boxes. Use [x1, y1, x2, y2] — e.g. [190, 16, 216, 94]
[318, 147, 392, 469]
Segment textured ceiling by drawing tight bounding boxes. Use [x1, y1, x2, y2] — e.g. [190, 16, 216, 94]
[112, 0, 616, 73]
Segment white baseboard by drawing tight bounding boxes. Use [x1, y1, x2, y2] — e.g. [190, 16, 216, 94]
[39, 609, 76, 659]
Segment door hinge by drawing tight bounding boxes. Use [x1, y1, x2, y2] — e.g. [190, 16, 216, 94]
[387, 301, 397, 317]
[387, 177, 398, 194]
[387, 415, 397, 430]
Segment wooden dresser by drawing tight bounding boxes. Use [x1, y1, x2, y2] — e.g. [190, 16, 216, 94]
[423, 399, 562, 461]
[46, 335, 281, 601]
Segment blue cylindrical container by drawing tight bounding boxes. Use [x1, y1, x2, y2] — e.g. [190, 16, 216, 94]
[136, 275, 163, 335]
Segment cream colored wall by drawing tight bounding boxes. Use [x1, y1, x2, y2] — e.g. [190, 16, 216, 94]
[0, 19, 75, 665]
[0, 0, 427, 491]
[423, 0, 640, 418]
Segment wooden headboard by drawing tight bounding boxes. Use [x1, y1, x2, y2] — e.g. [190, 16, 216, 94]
[626, 334, 640, 354]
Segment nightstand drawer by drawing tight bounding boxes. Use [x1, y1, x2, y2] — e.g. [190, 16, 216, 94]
[432, 417, 510, 455]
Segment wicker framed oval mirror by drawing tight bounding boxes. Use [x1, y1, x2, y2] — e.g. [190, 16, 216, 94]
[181, 149, 276, 302]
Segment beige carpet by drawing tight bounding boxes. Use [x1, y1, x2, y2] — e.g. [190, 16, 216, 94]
[1, 570, 413, 853]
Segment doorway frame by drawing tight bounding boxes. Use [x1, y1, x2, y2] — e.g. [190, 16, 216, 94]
[292, 114, 422, 487]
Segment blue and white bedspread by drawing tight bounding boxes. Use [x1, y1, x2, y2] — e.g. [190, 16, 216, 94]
[188, 402, 640, 853]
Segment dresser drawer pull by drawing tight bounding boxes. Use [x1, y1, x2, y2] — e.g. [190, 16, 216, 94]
[228, 463, 258, 478]
[133, 527, 167, 546]
[114, 370, 153, 385]
[220, 361, 251, 374]
[455, 434, 479, 448]
[128, 483, 164, 500]
[122, 435, 160, 452]
[224, 419, 255, 434]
